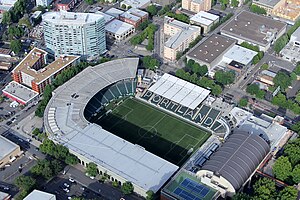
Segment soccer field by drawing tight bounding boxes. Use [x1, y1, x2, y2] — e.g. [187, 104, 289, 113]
[96, 98, 211, 165]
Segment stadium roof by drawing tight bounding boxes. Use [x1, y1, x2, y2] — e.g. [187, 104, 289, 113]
[201, 131, 270, 190]
[24, 190, 56, 200]
[44, 58, 179, 193]
[148, 74, 210, 109]
[0, 135, 19, 161]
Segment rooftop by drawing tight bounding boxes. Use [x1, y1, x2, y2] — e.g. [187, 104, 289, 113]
[190, 11, 219, 26]
[95, 11, 115, 24]
[221, 11, 286, 46]
[2, 81, 39, 104]
[187, 34, 236, 65]
[223, 45, 258, 65]
[148, 73, 210, 110]
[0, 135, 19, 161]
[127, 7, 148, 17]
[291, 27, 300, 42]
[120, 12, 140, 22]
[24, 190, 56, 200]
[13, 48, 80, 84]
[105, 19, 134, 35]
[253, 0, 280, 7]
[42, 11, 105, 25]
[44, 58, 179, 193]
[58, 0, 73, 4]
[105, 8, 125, 18]
[122, 0, 150, 8]
[164, 16, 190, 30]
[0, 48, 12, 56]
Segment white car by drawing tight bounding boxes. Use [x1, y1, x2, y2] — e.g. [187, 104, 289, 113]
[63, 183, 70, 188]
[63, 188, 70, 193]
[68, 178, 75, 183]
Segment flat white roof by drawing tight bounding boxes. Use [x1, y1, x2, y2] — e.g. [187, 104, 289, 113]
[44, 58, 178, 193]
[291, 27, 300, 42]
[122, 0, 150, 8]
[105, 8, 124, 18]
[105, 19, 134, 35]
[148, 74, 210, 109]
[0, 135, 19, 161]
[95, 11, 115, 24]
[2, 81, 39, 104]
[223, 45, 258, 65]
[24, 190, 56, 200]
[190, 11, 219, 26]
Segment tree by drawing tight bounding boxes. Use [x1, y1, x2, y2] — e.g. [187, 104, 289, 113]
[274, 34, 289, 54]
[284, 138, 300, 166]
[273, 71, 292, 91]
[293, 64, 300, 75]
[137, 20, 150, 31]
[10, 40, 22, 54]
[18, 17, 32, 29]
[291, 121, 300, 134]
[112, 181, 119, 187]
[231, 0, 239, 7]
[40, 139, 56, 155]
[246, 84, 259, 95]
[32, 128, 40, 136]
[121, 4, 126, 9]
[51, 159, 63, 175]
[291, 164, 300, 183]
[142, 56, 159, 71]
[278, 186, 298, 200]
[146, 5, 158, 16]
[146, 190, 155, 200]
[232, 193, 251, 200]
[261, 63, 269, 70]
[65, 154, 79, 165]
[121, 181, 134, 195]
[250, 5, 267, 15]
[85, 0, 94, 4]
[256, 89, 266, 99]
[214, 70, 235, 85]
[53, 144, 69, 160]
[253, 178, 276, 200]
[239, 98, 248, 107]
[2, 11, 12, 25]
[15, 175, 36, 192]
[273, 156, 292, 181]
[86, 162, 98, 177]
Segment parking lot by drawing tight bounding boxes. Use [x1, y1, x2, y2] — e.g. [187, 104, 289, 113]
[44, 176, 102, 200]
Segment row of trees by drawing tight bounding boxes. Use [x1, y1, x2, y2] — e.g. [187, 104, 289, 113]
[15, 175, 37, 200]
[250, 4, 267, 15]
[240, 42, 264, 64]
[39, 139, 79, 165]
[166, 12, 189, 23]
[274, 19, 300, 53]
[273, 138, 300, 185]
[130, 24, 157, 51]
[233, 178, 298, 200]
[31, 159, 63, 180]
[219, 0, 239, 9]
[2, 0, 27, 25]
[35, 62, 89, 117]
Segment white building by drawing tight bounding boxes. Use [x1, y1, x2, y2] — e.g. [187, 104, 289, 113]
[36, 0, 52, 7]
[120, 0, 150, 9]
[42, 11, 106, 59]
[190, 11, 219, 34]
[24, 190, 56, 200]
[280, 27, 300, 63]
[105, 19, 135, 41]
[0, 0, 17, 12]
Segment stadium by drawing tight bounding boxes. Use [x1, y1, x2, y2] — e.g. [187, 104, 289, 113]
[44, 58, 229, 197]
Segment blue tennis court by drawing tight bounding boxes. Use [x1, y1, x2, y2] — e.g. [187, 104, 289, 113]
[173, 178, 211, 199]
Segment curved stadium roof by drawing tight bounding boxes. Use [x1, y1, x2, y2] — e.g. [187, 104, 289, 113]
[201, 131, 270, 190]
[44, 58, 179, 193]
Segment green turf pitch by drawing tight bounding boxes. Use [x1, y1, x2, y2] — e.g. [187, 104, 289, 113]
[96, 98, 211, 165]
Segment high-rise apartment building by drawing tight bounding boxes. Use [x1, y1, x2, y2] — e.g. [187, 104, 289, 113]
[42, 11, 106, 59]
[182, 0, 211, 13]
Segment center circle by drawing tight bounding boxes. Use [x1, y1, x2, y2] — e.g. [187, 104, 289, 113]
[138, 126, 158, 138]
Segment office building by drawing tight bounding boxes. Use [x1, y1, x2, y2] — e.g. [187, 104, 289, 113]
[190, 11, 219, 34]
[252, 0, 300, 24]
[11, 47, 80, 94]
[280, 27, 300, 63]
[220, 11, 286, 52]
[0, 135, 21, 168]
[42, 11, 106, 59]
[182, 0, 211, 13]
[163, 16, 201, 61]
[105, 19, 135, 41]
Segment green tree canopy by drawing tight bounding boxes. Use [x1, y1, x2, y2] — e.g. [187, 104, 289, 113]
[250, 4, 267, 14]
[239, 98, 248, 107]
[274, 34, 289, 54]
[121, 4, 126, 9]
[10, 40, 22, 54]
[121, 181, 134, 195]
[214, 70, 235, 85]
[15, 175, 36, 192]
[232, 192, 251, 200]
[273, 71, 292, 91]
[146, 5, 158, 16]
[146, 190, 155, 200]
[2, 11, 12, 25]
[246, 84, 259, 95]
[231, 0, 239, 7]
[291, 164, 300, 183]
[142, 56, 159, 71]
[85, 0, 94, 4]
[273, 156, 292, 181]
[284, 138, 300, 166]
[86, 162, 98, 177]
[253, 178, 276, 200]
[278, 186, 298, 200]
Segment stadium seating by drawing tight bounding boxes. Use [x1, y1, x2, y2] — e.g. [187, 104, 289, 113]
[84, 79, 136, 118]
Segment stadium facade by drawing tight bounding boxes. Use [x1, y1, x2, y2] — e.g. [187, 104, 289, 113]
[44, 58, 179, 197]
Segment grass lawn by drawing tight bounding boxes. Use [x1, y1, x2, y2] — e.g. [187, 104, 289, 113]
[96, 98, 210, 165]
